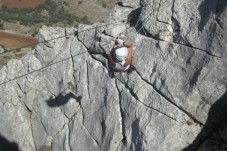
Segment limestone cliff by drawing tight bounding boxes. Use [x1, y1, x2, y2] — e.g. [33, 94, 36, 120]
[0, 0, 226, 151]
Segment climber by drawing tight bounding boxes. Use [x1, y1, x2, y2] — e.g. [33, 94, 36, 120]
[108, 35, 133, 73]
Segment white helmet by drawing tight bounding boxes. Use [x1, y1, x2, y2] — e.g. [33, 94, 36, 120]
[115, 47, 128, 62]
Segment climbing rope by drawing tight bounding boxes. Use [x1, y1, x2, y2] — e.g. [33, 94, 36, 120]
[0, 20, 130, 54]
[0, 19, 138, 85]
[0, 51, 87, 86]
[0, 13, 145, 86]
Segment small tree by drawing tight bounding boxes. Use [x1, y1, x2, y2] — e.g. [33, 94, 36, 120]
[0, 23, 4, 30]
[16, 48, 21, 52]
[80, 16, 91, 24]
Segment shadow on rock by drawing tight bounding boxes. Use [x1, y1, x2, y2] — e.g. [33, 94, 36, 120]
[0, 134, 19, 151]
[182, 91, 227, 151]
[128, 7, 142, 28]
[128, 7, 151, 37]
[46, 92, 82, 107]
[130, 119, 143, 151]
[199, 0, 227, 31]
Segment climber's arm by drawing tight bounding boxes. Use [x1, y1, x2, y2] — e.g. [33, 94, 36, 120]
[124, 41, 133, 66]
[109, 48, 116, 66]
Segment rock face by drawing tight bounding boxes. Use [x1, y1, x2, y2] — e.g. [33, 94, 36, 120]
[0, 45, 4, 53]
[0, 0, 226, 151]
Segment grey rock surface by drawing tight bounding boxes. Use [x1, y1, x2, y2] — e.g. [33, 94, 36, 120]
[119, 0, 140, 8]
[140, 0, 227, 57]
[0, 0, 226, 151]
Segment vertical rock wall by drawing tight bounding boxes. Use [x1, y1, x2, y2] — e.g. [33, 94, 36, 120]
[0, 0, 226, 151]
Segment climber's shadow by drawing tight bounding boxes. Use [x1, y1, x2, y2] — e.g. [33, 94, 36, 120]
[182, 91, 227, 151]
[198, 0, 227, 31]
[0, 134, 19, 151]
[46, 92, 82, 107]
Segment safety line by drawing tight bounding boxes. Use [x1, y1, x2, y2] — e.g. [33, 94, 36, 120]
[0, 18, 141, 86]
[0, 8, 144, 85]
[0, 7, 194, 126]
[0, 20, 139, 54]
[0, 51, 87, 86]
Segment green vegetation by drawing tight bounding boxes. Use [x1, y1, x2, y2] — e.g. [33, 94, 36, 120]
[186, 119, 194, 126]
[0, 22, 3, 30]
[32, 30, 39, 37]
[15, 48, 21, 52]
[80, 16, 91, 24]
[98, 0, 107, 8]
[102, 3, 107, 8]
[0, 44, 5, 52]
[67, 82, 77, 92]
[0, 0, 92, 26]
[3, 55, 11, 59]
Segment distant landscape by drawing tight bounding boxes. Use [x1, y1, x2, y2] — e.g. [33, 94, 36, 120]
[0, 32, 37, 49]
[0, 0, 45, 8]
[0, 0, 117, 68]
[0, 0, 118, 35]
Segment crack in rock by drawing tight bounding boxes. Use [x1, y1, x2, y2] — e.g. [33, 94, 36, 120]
[75, 105, 101, 150]
[145, 29, 226, 59]
[214, 0, 224, 30]
[115, 75, 177, 122]
[67, 109, 83, 151]
[22, 100, 32, 113]
[30, 118, 36, 151]
[68, 120, 73, 151]
[115, 78, 127, 146]
[133, 67, 204, 126]
[215, 18, 223, 30]
[87, 52, 109, 70]
[71, 87, 100, 149]
[52, 121, 68, 144]
[16, 82, 25, 95]
[86, 61, 91, 100]
[82, 123, 100, 150]
[69, 39, 75, 70]
[77, 97, 85, 126]
[75, 27, 111, 73]
[207, 22, 217, 55]
[20, 101, 35, 150]
[41, 118, 48, 135]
